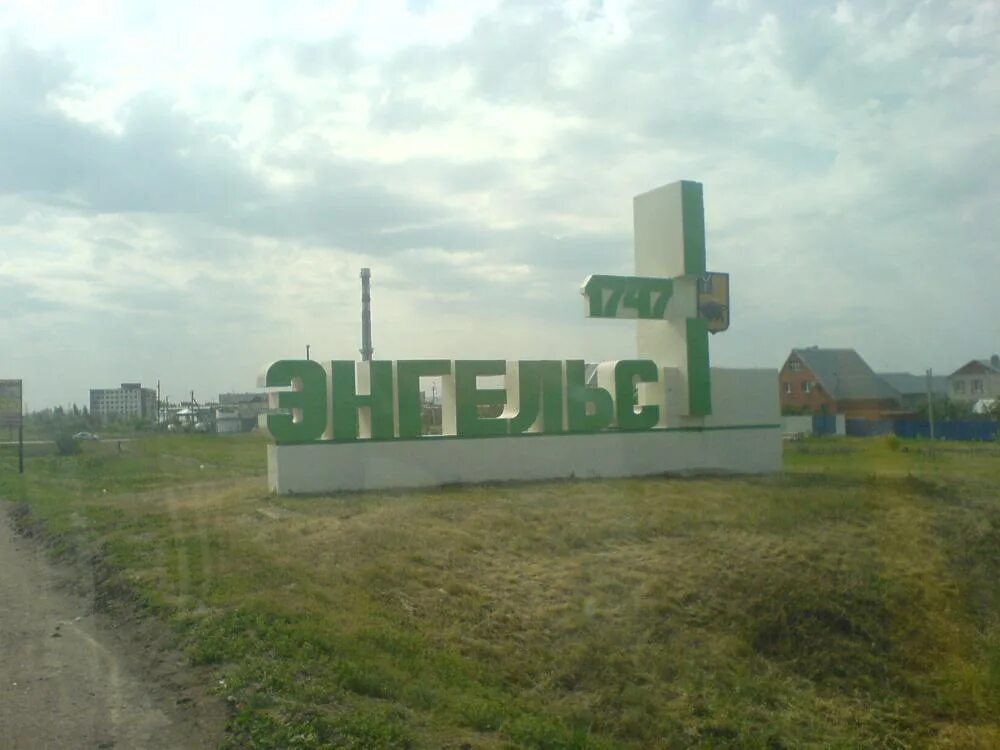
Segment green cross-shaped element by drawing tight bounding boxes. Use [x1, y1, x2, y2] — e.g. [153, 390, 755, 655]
[580, 181, 729, 417]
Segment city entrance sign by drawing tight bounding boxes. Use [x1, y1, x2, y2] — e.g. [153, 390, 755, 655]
[261, 181, 780, 493]
[0, 380, 21, 429]
[1, 379, 24, 474]
[263, 358, 679, 444]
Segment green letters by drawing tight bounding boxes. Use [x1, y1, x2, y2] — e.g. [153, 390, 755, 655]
[509, 361, 564, 434]
[331, 361, 395, 440]
[583, 275, 674, 320]
[614, 360, 660, 429]
[396, 360, 451, 438]
[565, 360, 613, 432]
[261, 357, 687, 442]
[455, 361, 509, 437]
[264, 360, 328, 443]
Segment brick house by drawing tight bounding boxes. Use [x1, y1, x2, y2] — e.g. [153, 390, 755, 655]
[779, 347, 901, 418]
[948, 356, 1000, 403]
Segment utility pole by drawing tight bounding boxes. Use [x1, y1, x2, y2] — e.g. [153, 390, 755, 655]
[926, 368, 936, 449]
[360, 267, 374, 361]
[306, 344, 311, 361]
[17, 386, 23, 474]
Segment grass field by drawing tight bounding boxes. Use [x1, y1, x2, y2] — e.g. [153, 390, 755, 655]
[1, 435, 998, 748]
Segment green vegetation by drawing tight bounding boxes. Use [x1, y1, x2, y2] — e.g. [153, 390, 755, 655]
[53, 433, 82, 456]
[20, 404, 99, 440]
[1, 436, 998, 748]
[17, 405, 160, 441]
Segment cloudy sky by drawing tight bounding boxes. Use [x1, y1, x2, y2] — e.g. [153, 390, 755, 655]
[0, 0, 997, 409]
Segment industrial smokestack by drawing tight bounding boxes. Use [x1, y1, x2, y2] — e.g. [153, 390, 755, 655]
[360, 268, 374, 361]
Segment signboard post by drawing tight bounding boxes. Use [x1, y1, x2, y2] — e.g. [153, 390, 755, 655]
[1, 380, 24, 474]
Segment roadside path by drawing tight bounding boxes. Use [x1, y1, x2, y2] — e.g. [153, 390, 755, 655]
[0, 511, 221, 749]
[0, 439, 135, 446]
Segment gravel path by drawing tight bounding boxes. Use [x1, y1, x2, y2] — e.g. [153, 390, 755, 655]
[0, 512, 223, 749]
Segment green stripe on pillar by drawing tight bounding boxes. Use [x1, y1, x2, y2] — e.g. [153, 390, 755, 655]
[686, 318, 712, 416]
[681, 180, 710, 416]
[680, 181, 706, 275]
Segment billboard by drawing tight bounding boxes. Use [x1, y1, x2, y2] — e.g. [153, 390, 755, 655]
[0, 379, 23, 427]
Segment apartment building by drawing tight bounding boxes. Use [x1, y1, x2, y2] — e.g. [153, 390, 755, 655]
[90, 383, 157, 422]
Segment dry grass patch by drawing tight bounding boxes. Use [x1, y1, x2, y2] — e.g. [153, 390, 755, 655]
[2, 434, 998, 748]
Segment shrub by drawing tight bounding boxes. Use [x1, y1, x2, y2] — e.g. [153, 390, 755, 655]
[54, 433, 81, 456]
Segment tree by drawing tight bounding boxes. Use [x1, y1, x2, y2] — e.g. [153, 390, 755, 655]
[781, 404, 813, 416]
[919, 399, 975, 421]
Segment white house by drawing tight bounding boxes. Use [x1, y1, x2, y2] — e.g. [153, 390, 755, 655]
[949, 356, 1000, 403]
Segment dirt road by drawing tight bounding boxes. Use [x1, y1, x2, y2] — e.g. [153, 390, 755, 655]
[0, 511, 223, 749]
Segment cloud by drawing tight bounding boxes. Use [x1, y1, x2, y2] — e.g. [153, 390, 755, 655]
[0, 41, 446, 255]
[0, 0, 997, 408]
[0, 46, 253, 216]
[0, 276, 66, 317]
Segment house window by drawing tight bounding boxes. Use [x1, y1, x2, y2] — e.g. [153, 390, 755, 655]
[972, 379, 984, 394]
[802, 381, 813, 394]
[954, 381, 966, 394]
[783, 382, 791, 395]
[789, 361, 802, 372]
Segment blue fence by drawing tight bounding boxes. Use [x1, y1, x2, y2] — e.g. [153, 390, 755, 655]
[846, 419, 895, 437]
[812, 415, 839, 436]
[894, 420, 999, 442]
[845, 419, 999, 441]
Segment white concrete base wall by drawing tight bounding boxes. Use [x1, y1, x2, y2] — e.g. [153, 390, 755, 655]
[268, 426, 781, 494]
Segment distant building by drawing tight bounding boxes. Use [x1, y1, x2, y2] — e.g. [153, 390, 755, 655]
[215, 408, 243, 434]
[877, 372, 949, 411]
[779, 347, 901, 419]
[949, 356, 1000, 403]
[173, 405, 214, 429]
[219, 392, 269, 432]
[90, 383, 157, 422]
